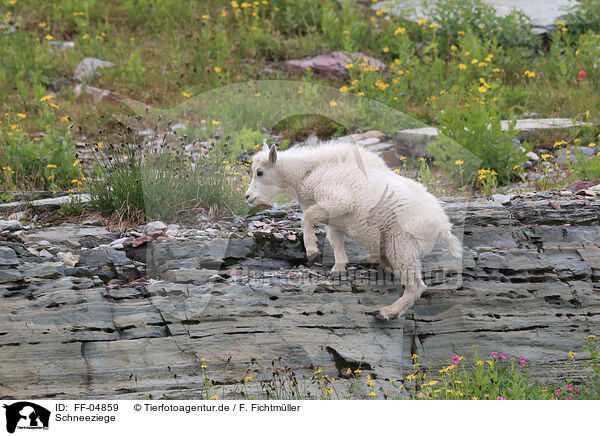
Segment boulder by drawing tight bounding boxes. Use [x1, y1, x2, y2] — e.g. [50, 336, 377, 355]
[283, 51, 386, 78]
[73, 57, 115, 80]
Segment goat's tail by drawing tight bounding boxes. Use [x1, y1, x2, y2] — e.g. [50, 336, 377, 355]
[440, 229, 462, 258]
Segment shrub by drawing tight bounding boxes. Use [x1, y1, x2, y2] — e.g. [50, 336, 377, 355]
[429, 97, 529, 186]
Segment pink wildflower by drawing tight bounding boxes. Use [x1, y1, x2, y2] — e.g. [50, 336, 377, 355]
[491, 352, 498, 359]
[578, 70, 587, 79]
[519, 357, 527, 366]
[574, 388, 580, 395]
[452, 355, 460, 365]
[566, 396, 572, 400]
[497, 396, 506, 400]
[501, 353, 507, 360]
[565, 384, 573, 392]
[554, 389, 561, 397]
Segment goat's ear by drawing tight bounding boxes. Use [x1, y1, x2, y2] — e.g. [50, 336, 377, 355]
[262, 138, 269, 152]
[269, 144, 278, 164]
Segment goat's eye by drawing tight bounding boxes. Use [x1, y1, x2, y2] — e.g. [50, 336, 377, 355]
[256, 170, 264, 177]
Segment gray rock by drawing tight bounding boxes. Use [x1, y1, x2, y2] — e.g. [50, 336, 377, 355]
[392, 126, 439, 157]
[164, 268, 216, 284]
[19, 261, 64, 279]
[82, 219, 102, 226]
[283, 51, 386, 78]
[526, 151, 540, 161]
[74, 57, 115, 80]
[0, 246, 19, 266]
[27, 225, 116, 247]
[145, 221, 167, 232]
[0, 194, 90, 214]
[555, 146, 598, 164]
[0, 220, 23, 231]
[57, 251, 80, 267]
[73, 84, 120, 103]
[0, 268, 22, 283]
[49, 41, 75, 52]
[491, 194, 512, 204]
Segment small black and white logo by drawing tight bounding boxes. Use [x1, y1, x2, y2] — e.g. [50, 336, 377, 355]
[3, 402, 50, 434]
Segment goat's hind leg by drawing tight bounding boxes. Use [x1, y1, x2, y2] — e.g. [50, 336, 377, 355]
[375, 260, 426, 321]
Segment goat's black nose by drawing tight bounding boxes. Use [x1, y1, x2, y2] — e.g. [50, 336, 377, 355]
[245, 194, 250, 200]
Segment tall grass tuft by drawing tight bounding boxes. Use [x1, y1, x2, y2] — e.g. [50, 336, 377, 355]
[88, 123, 249, 222]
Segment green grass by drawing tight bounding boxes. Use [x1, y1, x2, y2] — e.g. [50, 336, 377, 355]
[3, 0, 600, 207]
[88, 124, 249, 221]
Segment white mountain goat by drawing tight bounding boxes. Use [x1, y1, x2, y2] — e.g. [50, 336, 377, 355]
[244, 142, 462, 320]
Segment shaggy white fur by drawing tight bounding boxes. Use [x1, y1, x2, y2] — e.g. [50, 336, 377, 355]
[245, 141, 461, 320]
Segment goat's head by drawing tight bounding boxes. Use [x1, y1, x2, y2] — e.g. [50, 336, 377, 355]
[245, 143, 285, 206]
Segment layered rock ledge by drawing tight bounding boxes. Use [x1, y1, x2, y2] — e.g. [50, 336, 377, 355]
[1, 192, 599, 399]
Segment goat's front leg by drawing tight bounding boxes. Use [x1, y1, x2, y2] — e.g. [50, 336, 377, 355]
[326, 226, 348, 273]
[302, 205, 330, 264]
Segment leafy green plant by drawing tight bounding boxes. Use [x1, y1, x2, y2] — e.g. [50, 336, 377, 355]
[59, 192, 85, 216]
[566, 0, 600, 37]
[477, 168, 498, 196]
[0, 130, 80, 190]
[566, 148, 600, 180]
[429, 96, 529, 186]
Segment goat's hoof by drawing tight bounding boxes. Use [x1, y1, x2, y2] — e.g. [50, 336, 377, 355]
[374, 309, 397, 321]
[330, 265, 347, 274]
[306, 251, 320, 265]
[374, 310, 388, 321]
[329, 270, 346, 281]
